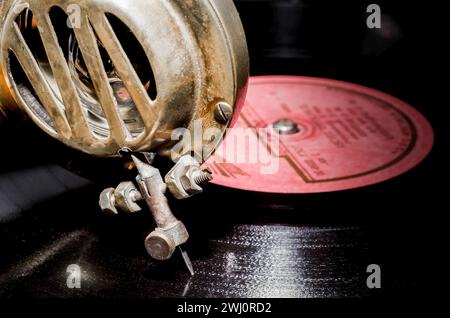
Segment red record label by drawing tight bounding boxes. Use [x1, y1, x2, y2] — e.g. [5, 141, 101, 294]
[205, 76, 434, 193]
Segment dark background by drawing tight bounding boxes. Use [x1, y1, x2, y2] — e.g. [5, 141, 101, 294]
[0, 0, 447, 298]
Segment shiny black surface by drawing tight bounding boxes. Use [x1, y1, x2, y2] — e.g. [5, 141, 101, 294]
[0, 180, 425, 298]
[0, 209, 369, 298]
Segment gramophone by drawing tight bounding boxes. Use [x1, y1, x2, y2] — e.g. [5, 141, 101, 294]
[0, 0, 249, 266]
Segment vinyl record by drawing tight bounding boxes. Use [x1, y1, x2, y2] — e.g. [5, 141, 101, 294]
[205, 76, 434, 194]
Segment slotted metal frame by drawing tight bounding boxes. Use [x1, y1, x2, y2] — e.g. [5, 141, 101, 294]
[0, 0, 249, 159]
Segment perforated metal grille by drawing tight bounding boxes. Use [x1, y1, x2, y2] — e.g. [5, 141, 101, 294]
[1, 0, 250, 160]
[3, 1, 159, 155]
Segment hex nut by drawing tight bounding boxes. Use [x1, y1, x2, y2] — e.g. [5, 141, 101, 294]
[114, 181, 142, 213]
[179, 166, 203, 196]
[145, 230, 176, 261]
[99, 188, 118, 215]
[144, 221, 189, 260]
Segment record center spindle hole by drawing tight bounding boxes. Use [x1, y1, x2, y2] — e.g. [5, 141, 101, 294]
[272, 118, 300, 135]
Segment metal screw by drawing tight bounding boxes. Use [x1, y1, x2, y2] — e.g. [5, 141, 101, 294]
[99, 182, 143, 215]
[214, 102, 233, 124]
[193, 169, 213, 185]
[129, 189, 142, 202]
[144, 221, 189, 261]
[99, 188, 118, 215]
[145, 231, 176, 261]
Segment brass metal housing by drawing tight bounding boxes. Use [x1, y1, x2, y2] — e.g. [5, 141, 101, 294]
[0, 0, 249, 160]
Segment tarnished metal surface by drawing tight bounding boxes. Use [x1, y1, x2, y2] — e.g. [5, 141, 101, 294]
[165, 154, 213, 200]
[133, 155, 189, 261]
[0, 0, 249, 160]
[99, 181, 142, 215]
[113, 181, 142, 214]
[98, 187, 118, 215]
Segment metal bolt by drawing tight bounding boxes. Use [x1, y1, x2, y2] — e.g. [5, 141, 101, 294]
[165, 155, 213, 200]
[214, 102, 233, 124]
[129, 190, 142, 202]
[99, 188, 118, 215]
[193, 169, 213, 185]
[99, 182, 143, 215]
[144, 221, 189, 261]
[145, 231, 176, 261]
[114, 181, 143, 214]
[180, 167, 213, 197]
